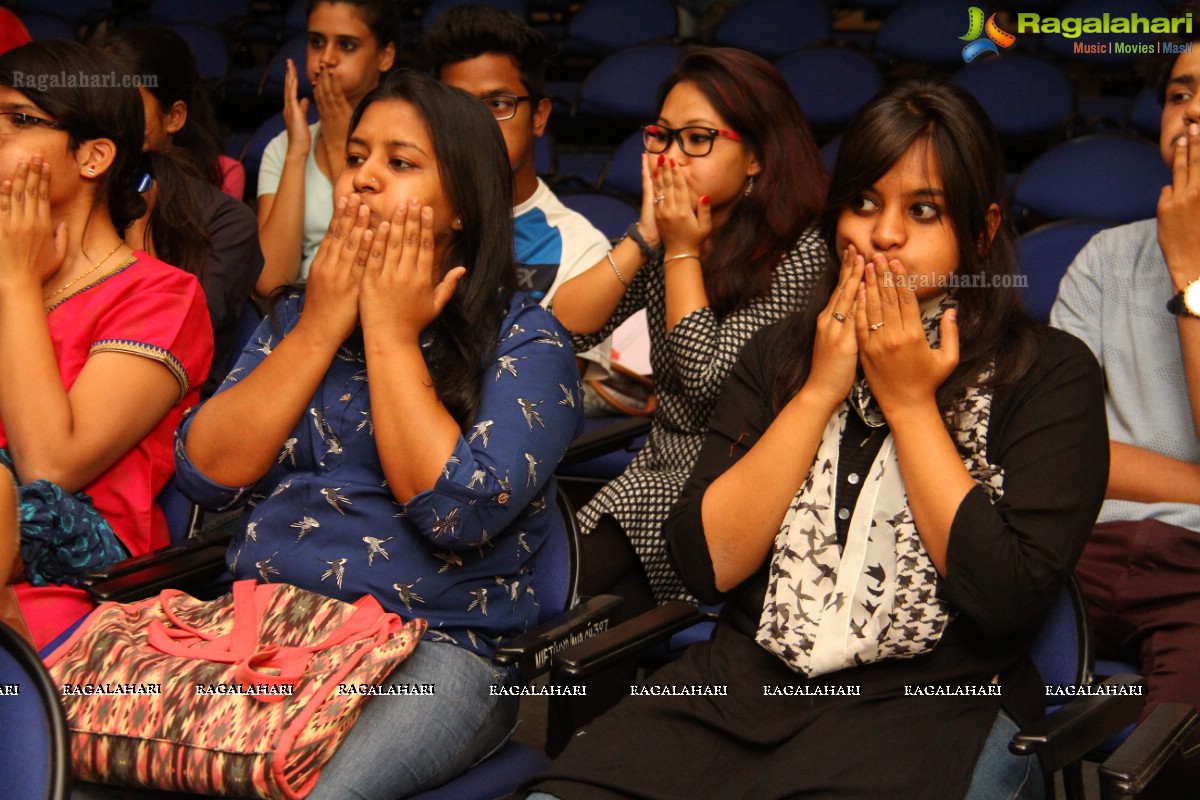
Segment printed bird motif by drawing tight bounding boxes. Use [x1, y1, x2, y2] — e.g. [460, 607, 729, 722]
[278, 437, 298, 465]
[494, 355, 525, 380]
[432, 507, 461, 538]
[558, 383, 575, 407]
[472, 528, 495, 558]
[517, 532, 531, 554]
[321, 485, 353, 515]
[434, 551, 463, 573]
[256, 553, 280, 583]
[290, 516, 321, 541]
[225, 367, 245, 383]
[356, 410, 373, 434]
[467, 587, 489, 616]
[518, 398, 545, 430]
[469, 419, 494, 448]
[428, 629, 458, 645]
[496, 576, 522, 602]
[865, 563, 887, 585]
[441, 455, 460, 480]
[254, 335, 273, 357]
[533, 328, 563, 347]
[525, 453, 540, 487]
[245, 521, 258, 542]
[468, 469, 487, 490]
[363, 536, 393, 566]
[270, 479, 293, 498]
[528, 495, 547, 515]
[392, 579, 425, 611]
[320, 558, 348, 589]
[503, 323, 524, 340]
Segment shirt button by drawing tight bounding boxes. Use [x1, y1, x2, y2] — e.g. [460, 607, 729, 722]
[847, 473, 860, 485]
[497, 492, 510, 505]
[838, 508, 850, 521]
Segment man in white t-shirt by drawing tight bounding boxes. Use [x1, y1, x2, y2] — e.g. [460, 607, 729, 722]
[420, 4, 616, 374]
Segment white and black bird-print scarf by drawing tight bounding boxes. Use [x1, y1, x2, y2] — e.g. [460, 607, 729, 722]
[755, 296, 1005, 678]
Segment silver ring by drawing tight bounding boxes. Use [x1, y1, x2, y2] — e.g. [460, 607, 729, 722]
[653, 195, 665, 204]
[832, 312, 846, 323]
[868, 321, 885, 331]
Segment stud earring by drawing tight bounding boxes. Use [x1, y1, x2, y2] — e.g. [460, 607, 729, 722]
[87, 167, 96, 175]
[743, 176, 755, 196]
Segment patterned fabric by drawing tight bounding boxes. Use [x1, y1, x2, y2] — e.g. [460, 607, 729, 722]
[174, 292, 583, 660]
[571, 226, 827, 602]
[1050, 218, 1200, 532]
[2, 448, 128, 587]
[2, 251, 213, 650]
[757, 300, 1005, 677]
[46, 580, 426, 799]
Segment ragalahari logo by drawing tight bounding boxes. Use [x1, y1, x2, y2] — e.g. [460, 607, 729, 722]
[960, 7, 1016, 62]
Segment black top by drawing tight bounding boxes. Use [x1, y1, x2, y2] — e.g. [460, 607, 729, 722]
[195, 180, 264, 397]
[529, 322, 1108, 800]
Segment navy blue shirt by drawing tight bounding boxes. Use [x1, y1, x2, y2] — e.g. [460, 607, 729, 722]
[174, 292, 584, 658]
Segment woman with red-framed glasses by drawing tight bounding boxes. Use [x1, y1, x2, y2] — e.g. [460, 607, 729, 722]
[549, 46, 828, 619]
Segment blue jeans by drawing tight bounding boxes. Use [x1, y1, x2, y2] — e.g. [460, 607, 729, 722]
[308, 640, 519, 799]
[72, 641, 519, 800]
[965, 711, 1045, 800]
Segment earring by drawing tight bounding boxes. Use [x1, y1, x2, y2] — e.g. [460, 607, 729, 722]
[744, 176, 755, 197]
[452, 217, 462, 230]
[87, 167, 96, 176]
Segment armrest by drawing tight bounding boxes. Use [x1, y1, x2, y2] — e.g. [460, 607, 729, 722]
[79, 525, 231, 584]
[1009, 673, 1146, 773]
[492, 594, 623, 683]
[1099, 702, 1199, 798]
[553, 600, 706, 679]
[80, 532, 233, 604]
[559, 417, 651, 470]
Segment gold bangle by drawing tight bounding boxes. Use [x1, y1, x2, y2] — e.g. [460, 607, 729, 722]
[606, 250, 628, 288]
[663, 253, 701, 267]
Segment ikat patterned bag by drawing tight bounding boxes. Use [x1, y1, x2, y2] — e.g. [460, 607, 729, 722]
[45, 579, 426, 799]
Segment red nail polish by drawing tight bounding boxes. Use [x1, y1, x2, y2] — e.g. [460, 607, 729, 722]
[670, 158, 676, 167]
[701, 195, 710, 205]
[657, 154, 665, 166]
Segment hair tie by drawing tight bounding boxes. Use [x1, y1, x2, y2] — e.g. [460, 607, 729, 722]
[136, 172, 153, 193]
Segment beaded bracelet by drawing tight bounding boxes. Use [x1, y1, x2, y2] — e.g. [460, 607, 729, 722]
[625, 222, 662, 260]
[606, 250, 628, 288]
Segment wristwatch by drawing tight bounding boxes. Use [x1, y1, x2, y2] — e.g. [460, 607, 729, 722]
[1166, 279, 1200, 318]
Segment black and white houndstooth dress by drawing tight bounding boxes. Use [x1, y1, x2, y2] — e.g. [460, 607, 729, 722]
[570, 225, 827, 603]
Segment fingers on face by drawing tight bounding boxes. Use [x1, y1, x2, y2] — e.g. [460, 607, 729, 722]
[11, 159, 29, 204]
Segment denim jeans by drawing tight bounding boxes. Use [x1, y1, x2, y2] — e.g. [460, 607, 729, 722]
[965, 710, 1045, 800]
[72, 641, 519, 800]
[307, 640, 519, 799]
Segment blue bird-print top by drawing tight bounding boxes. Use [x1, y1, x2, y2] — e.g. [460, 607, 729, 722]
[174, 292, 584, 659]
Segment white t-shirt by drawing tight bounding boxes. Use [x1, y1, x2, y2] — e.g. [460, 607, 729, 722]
[258, 121, 332, 282]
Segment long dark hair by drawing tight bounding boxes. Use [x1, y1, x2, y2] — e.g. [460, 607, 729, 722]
[657, 47, 826, 319]
[772, 80, 1037, 413]
[101, 26, 224, 187]
[349, 70, 516, 429]
[0, 40, 207, 277]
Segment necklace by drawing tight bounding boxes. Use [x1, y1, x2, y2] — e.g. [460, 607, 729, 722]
[43, 241, 125, 304]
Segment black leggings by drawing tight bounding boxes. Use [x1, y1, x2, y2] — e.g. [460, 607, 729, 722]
[577, 514, 655, 624]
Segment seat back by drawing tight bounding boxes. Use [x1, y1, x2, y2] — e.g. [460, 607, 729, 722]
[775, 47, 882, 130]
[558, 191, 638, 241]
[1012, 135, 1169, 224]
[577, 44, 681, 120]
[1015, 219, 1109, 323]
[532, 483, 581, 623]
[1029, 575, 1092, 694]
[950, 55, 1074, 138]
[876, 0, 992, 65]
[714, 0, 830, 60]
[565, 0, 676, 54]
[0, 621, 70, 800]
